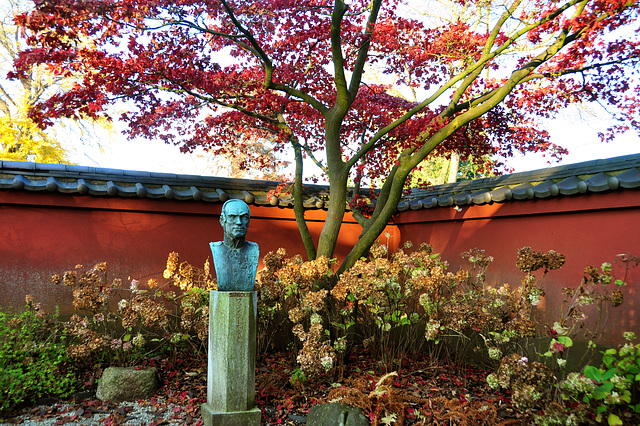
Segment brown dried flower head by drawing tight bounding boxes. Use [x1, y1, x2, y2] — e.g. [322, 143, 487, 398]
[369, 242, 388, 259]
[63, 271, 77, 286]
[516, 247, 546, 273]
[301, 290, 328, 313]
[164, 251, 180, 279]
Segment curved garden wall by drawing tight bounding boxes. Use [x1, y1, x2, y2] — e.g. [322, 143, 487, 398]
[0, 189, 398, 312]
[1, 155, 639, 346]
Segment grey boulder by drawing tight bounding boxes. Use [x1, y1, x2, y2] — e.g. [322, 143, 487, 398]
[96, 366, 158, 403]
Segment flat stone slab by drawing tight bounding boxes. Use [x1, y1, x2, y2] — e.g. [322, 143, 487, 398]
[96, 366, 158, 403]
[307, 402, 369, 426]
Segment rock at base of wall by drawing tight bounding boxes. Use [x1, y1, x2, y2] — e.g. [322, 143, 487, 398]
[307, 402, 369, 426]
[96, 366, 158, 403]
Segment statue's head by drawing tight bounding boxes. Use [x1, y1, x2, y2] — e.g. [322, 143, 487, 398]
[220, 199, 251, 241]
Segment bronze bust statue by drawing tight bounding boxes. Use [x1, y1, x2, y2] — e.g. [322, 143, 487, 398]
[210, 199, 259, 291]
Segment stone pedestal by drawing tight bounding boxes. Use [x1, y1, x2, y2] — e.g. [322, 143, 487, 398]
[202, 291, 261, 426]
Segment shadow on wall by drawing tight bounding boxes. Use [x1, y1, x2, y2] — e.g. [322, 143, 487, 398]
[395, 199, 640, 347]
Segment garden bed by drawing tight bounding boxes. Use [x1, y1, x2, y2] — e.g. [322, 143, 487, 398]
[2, 347, 562, 426]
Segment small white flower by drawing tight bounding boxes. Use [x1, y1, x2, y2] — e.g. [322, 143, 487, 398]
[310, 313, 323, 324]
[320, 356, 333, 372]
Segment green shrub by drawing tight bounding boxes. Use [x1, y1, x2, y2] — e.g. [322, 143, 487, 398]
[0, 300, 77, 414]
[561, 332, 640, 425]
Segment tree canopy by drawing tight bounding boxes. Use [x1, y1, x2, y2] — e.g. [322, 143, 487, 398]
[0, 0, 69, 162]
[13, 0, 640, 273]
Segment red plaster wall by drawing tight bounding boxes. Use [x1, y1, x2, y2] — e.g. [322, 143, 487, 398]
[0, 190, 397, 313]
[1, 187, 637, 346]
[392, 191, 640, 346]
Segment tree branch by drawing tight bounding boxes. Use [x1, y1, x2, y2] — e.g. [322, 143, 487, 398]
[330, 0, 350, 107]
[348, 0, 382, 100]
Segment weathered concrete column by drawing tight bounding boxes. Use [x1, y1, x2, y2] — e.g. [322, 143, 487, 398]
[201, 291, 261, 426]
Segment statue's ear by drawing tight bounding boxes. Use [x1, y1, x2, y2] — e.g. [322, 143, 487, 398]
[219, 215, 225, 226]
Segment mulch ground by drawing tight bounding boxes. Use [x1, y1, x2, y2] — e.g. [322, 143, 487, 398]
[3, 348, 535, 425]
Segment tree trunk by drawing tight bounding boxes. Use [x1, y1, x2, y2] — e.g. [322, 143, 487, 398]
[292, 141, 317, 260]
[447, 151, 460, 183]
[316, 119, 349, 260]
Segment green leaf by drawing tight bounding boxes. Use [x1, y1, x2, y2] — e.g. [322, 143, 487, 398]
[601, 368, 617, 382]
[607, 413, 623, 426]
[123, 334, 132, 342]
[558, 336, 573, 347]
[604, 348, 617, 356]
[594, 382, 614, 399]
[584, 365, 602, 382]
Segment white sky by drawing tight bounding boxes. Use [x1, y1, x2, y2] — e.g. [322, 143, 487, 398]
[66, 110, 640, 178]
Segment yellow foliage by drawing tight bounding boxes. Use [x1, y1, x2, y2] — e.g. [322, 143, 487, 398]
[0, 115, 70, 163]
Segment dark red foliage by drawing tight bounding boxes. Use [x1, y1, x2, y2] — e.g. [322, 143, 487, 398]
[13, 0, 639, 172]
[11, 0, 640, 269]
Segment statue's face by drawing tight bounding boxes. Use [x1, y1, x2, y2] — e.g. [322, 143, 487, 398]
[221, 201, 250, 239]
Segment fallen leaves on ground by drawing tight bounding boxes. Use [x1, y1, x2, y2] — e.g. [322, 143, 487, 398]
[4, 348, 530, 425]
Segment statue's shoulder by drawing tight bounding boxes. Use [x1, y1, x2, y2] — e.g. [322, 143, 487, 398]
[210, 241, 223, 247]
[245, 241, 259, 247]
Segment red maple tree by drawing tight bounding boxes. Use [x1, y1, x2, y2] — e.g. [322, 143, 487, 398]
[11, 0, 640, 273]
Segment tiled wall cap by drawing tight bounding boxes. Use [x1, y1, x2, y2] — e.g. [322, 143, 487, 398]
[106, 181, 118, 196]
[511, 183, 534, 200]
[243, 191, 255, 204]
[616, 168, 640, 188]
[135, 183, 147, 198]
[1, 154, 639, 212]
[452, 193, 471, 205]
[46, 177, 59, 192]
[190, 187, 203, 201]
[422, 197, 437, 209]
[489, 186, 512, 202]
[12, 175, 26, 190]
[409, 199, 423, 210]
[531, 180, 558, 198]
[556, 176, 582, 195]
[163, 185, 175, 199]
[77, 179, 90, 194]
[214, 189, 228, 202]
[585, 172, 614, 192]
[437, 195, 453, 207]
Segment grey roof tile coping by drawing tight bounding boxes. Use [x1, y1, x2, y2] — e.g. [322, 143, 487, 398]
[2, 153, 640, 211]
[406, 153, 640, 198]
